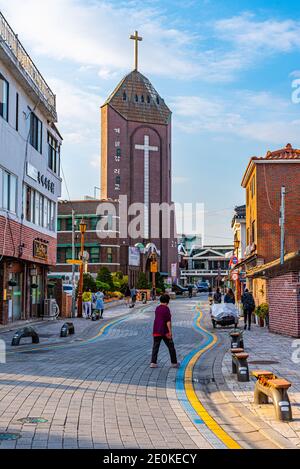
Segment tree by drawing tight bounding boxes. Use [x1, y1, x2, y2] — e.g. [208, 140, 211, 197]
[76, 273, 96, 297]
[155, 273, 166, 293]
[97, 267, 114, 290]
[137, 272, 150, 290]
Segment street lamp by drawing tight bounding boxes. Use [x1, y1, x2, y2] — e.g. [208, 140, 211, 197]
[77, 218, 87, 318]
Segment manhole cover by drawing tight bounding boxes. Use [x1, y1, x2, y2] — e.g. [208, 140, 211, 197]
[18, 417, 48, 424]
[0, 433, 20, 441]
[248, 360, 279, 365]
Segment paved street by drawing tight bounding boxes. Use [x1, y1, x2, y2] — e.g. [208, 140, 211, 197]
[0, 296, 299, 449]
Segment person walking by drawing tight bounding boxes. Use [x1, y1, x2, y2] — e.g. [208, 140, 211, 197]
[188, 285, 193, 299]
[82, 289, 92, 319]
[94, 289, 105, 319]
[130, 285, 137, 308]
[124, 285, 131, 307]
[241, 288, 255, 331]
[150, 294, 179, 369]
[213, 287, 222, 304]
[224, 288, 236, 304]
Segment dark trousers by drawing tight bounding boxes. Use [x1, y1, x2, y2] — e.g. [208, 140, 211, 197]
[151, 336, 177, 364]
[244, 310, 252, 329]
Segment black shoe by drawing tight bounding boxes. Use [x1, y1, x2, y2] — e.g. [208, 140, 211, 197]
[248, 326, 251, 331]
[244, 324, 247, 330]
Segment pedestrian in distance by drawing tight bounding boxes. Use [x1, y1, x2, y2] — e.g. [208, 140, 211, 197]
[224, 288, 236, 304]
[94, 288, 105, 319]
[124, 285, 131, 307]
[188, 285, 193, 299]
[151, 287, 156, 301]
[213, 288, 222, 304]
[241, 288, 255, 331]
[150, 294, 179, 369]
[82, 289, 92, 319]
[130, 285, 137, 308]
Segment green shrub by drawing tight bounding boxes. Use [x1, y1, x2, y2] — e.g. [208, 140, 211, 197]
[255, 303, 269, 319]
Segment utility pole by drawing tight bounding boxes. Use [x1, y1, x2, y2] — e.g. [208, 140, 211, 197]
[280, 186, 286, 265]
[71, 209, 76, 317]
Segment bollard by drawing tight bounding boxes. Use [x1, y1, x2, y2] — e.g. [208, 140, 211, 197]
[11, 327, 39, 346]
[231, 351, 249, 382]
[60, 322, 75, 338]
[230, 331, 244, 349]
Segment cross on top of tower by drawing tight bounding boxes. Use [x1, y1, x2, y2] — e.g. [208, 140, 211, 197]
[130, 30, 143, 71]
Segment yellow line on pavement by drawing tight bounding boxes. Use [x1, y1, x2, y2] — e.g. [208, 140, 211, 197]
[184, 305, 241, 449]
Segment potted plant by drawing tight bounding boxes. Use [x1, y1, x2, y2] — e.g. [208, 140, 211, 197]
[255, 303, 269, 327]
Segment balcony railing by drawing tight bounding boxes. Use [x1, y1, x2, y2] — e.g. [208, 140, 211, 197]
[0, 11, 56, 120]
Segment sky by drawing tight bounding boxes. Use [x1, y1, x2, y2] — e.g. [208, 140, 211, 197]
[1, 0, 300, 244]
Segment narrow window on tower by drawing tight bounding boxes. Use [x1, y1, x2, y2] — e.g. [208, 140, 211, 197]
[147, 95, 150, 104]
[141, 95, 144, 103]
[123, 91, 127, 101]
[135, 94, 138, 102]
[116, 148, 121, 158]
[156, 96, 160, 104]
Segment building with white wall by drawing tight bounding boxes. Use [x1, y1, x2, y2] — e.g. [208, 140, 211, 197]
[0, 11, 62, 324]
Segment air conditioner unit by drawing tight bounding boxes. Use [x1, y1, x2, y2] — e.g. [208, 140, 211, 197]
[44, 299, 60, 319]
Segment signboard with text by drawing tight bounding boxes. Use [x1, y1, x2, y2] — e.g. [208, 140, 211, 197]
[128, 247, 140, 267]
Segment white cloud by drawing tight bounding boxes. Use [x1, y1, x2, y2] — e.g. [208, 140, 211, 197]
[47, 78, 102, 144]
[171, 91, 300, 145]
[215, 13, 300, 53]
[2, 1, 299, 83]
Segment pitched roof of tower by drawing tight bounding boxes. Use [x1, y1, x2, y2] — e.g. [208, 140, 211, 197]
[103, 70, 171, 125]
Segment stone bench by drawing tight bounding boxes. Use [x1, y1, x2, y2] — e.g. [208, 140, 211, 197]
[252, 370, 292, 421]
[231, 349, 249, 382]
[11, 327, 39, 346]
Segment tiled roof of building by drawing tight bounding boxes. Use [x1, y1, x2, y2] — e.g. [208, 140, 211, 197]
[103, 70, 171, 125]
[253, 143, 300, 161]
[242, 144, 300, 187]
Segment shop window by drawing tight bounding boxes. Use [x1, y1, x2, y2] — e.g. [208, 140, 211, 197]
[57, 218, 62, 231]
[0, 73, 9, 121]
[66, 217, 73, 231]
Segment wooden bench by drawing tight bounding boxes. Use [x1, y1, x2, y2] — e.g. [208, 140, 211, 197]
[252, 370, 292, 421]
[230, 330, 244, 349]
[231, 350, 249, 382]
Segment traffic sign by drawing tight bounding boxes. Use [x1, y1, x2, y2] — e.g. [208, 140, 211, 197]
[231, 256, 238, 265]
[67, 259, 83, 265]
[231, 272, 239, 281]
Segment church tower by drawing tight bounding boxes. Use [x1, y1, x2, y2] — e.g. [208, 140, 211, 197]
[101, 32, 177, 276]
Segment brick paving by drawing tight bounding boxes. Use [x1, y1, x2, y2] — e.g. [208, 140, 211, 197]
[0, 299, 213, 449]
[1, 296, 298, 449]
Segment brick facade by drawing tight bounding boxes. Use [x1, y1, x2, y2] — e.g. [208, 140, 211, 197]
[101, 70, 178, 276]
[267, 271, 300, 338]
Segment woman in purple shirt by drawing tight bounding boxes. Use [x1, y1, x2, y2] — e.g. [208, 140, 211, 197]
[150, 294, 179, 368]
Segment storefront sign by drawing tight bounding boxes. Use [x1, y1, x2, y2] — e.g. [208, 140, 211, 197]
[171, 263, 177, 279]
[27, 162, 38, 181]
[33, 240, 48, 261]
[26, 163, 55, 194]
[128, 246, 140, 267]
